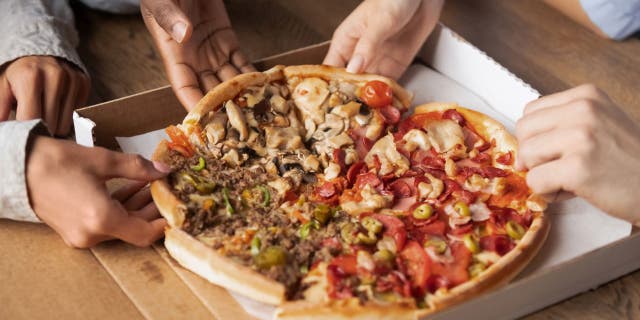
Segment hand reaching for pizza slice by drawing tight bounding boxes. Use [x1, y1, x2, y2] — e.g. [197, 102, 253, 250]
[516, 84, 640, 223]
[324, 0, 444, 80]
[141, 0, 256, 110]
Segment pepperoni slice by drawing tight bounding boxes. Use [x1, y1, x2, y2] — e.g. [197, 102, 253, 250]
[346, 161, 367, 185]
[354, 172, 383, 191]
[442, 109, 466, 126]
[379, 105, 401, 124]
[372, 214, 407, 251]
[480, 235, 514, 256]
[317, 182, 336, 198]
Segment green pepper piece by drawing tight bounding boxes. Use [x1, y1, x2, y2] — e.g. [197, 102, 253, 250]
[340, 222, 356, 244]
[254, 246, 288, 269]
[506, 220, 525, 240]
[361, 216, 383, 234]
[191, 157, 206, 171]
[299, 220, 319, 240]
[180, 172, 197, 185]
[259, 185, 270, 207]
[299, 264, 309, 274]
[195, 182, 216, 194]
[222, 187, 234, 215]
[313, 204, 332, 225]
[250, 236, 261, 256]
[413, 203, 433, 220]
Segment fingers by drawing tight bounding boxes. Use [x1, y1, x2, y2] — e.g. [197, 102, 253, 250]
[57, 64, 90, 137]
[130, 202, 162, 221]
[517, 128, 575, 170]
[111, 180, 149, 202]
[197, 70, 220, 93]
[523, 83, 608, 115]
[231, 50, 256, 73]
[94, 149, 171, 181]
[526, 158, 573, 198]
[123, 187, 153, 211]
[13, 68, 43, 121]
[42, 65, 68, 134]
[110, 215, 167, 247]
[166, 63, 204, 110]
[141, 0, 192, 43]
[0, 77, 12, 121]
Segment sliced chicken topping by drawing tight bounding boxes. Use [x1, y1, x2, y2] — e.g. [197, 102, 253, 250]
[204, 113, 227, 145]
[424, 119, 466, 157]
[265, 127, 304, 150]
[364, 133, 410, 176]
[331, 101, 361, 119]
[292, 77, 330, 125]
[225, 100, 248, 141]
[341, 184, 393, 215]
[402, 129, 431, 152]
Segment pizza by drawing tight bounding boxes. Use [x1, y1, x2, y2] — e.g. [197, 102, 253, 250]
[150, 65, 549, 319]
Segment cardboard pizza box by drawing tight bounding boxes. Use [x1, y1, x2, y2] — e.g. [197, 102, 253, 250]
[3, 23, 638, 320]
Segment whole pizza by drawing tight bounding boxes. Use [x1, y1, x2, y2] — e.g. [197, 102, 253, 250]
[151, 65, 549, 319]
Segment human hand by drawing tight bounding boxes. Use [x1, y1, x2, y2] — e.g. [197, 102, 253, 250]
[141, 0, 255, 110]
[0, 56, 90, 136]
[323, 0, 443, 80]
[26, 136, 172, 248]
[516, 84, 640, 223]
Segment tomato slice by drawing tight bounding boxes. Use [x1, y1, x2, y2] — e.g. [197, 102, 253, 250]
[165, 125, 194, 157]
[372, 214, 407, 250]
[360, 80, 393, 109]
[399, 241, 431, 293]
[431, 242, 471, 287]
[330, 254, 358, 276]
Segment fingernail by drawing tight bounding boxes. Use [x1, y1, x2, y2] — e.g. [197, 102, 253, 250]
[153, 161, 172, 173]
[171, 22, 187, 43]
[346, 55, 364, 74]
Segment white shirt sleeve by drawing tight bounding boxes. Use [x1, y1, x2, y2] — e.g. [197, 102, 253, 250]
[580, 0, 640, 40]
[0, 0, 86, 73]
[0, 120, 50, 223]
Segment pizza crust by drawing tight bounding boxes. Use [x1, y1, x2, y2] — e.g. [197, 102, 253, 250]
[276, 298, 417, 320]
[284, 64, 413, 110]
[164, 228, 286, 305]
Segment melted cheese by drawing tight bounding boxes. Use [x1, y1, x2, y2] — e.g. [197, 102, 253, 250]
[341, 184, 393, 215]
[425, 119, 466, 156]
[265, 127, 303, 150]
[364, 133, 410, 176]
[292, 77, 330, 125]
[323, 162, 341, 180]
[402, 129, 431, 152]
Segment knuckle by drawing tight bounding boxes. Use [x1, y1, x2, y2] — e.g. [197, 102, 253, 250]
[566, 155, 589, 185]
[83, 205, 111, 233]
[129, 154, 148, 170]
[575, 99, 599, 123]
[573, 126, 597, 154]
[579, 83, 604, 99]
[66, 234, 93, 249]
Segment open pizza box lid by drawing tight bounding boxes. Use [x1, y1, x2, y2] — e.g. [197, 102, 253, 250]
[60, 23, 639, 319]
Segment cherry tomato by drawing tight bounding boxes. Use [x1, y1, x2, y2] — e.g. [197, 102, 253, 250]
[360, 80, 393, 108]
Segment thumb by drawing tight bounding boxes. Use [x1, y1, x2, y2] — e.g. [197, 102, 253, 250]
[142, 0, 192, 43]
[346, 23, 398, 74]
[95, 149, 172, 181]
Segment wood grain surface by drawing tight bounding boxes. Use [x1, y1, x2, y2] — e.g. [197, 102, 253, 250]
[30, 0, 640, 319]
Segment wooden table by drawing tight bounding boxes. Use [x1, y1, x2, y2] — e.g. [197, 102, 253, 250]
[10, 0, 640, 319]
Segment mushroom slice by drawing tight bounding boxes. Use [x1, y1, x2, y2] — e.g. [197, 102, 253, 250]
[225, 100, 249, 141]
[270, 94, 289, 114]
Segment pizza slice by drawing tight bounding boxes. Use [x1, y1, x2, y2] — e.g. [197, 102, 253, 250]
[150, 65, 549, 319]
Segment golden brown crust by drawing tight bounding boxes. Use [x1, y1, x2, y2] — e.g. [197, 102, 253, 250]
[283, 65, 413, 109]
[150, 178, 186, 228]
[164, 228, 286, 305]
[184, 65, 285, 124]
[276, 299, 417, 320]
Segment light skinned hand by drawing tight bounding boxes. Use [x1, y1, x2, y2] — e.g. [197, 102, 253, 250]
[324, 0, 444, 80]
[141, 0, 256, 111]
[516, 84, 640, 223]
[0, 56, 90, 136]
[26, 136, 172, 248]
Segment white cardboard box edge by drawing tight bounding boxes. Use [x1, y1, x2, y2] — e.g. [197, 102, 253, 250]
[72, 23, 639, 320]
